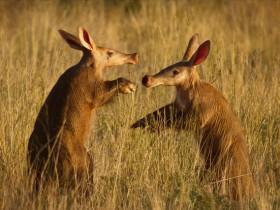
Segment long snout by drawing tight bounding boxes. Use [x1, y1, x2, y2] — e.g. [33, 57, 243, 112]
[142, 75, 163, 88]
[106, 51, 139, 67]
[142, 75, 152, 87]
[126, 53, 139, 64]
[142, 64, 186, 88]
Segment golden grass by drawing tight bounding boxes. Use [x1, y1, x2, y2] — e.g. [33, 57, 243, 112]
[0, 0, 279, 209]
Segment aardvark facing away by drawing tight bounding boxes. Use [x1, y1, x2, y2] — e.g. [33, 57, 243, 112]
[28, 27, 138, 190]
[132, 34, 254, 201]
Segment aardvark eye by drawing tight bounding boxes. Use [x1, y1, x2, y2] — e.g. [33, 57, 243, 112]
[107, 51, 114, 58]
[173, 69, 180, 76]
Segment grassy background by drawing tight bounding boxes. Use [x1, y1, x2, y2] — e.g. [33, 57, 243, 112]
[0, 0, 279, 209]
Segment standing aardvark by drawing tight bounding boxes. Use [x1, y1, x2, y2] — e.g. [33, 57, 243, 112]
[28, 27, 138, 190]
[131, 34, 254, 201]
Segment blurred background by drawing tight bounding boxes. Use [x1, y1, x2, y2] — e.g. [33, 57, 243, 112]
[0, 0, 279, 209]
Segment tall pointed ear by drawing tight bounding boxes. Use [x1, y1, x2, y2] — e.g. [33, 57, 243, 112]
[189, 40, 210, 66]
[182, 33, 199, 61]
[78, 27, 96, 51]
[58, 29, 83, 50]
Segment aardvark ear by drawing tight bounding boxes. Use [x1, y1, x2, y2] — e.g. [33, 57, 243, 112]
[78, 27, 97, 51]
[182, 33, 199, 61]
[189, 40, 210, 66]
[58, 29, 83, 50]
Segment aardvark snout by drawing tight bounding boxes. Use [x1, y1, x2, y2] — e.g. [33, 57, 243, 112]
[127, 53, 139, 64]
[142, 75, 154, 87]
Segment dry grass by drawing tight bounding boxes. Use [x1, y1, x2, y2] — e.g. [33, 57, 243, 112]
[0, 0, 279, 209]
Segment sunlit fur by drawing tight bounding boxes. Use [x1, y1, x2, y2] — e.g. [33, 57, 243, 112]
[95, 47, 138, 68]
[27, 27, 138, 191]
[143, 62, 196, 88]
[133, 34, 254, 202]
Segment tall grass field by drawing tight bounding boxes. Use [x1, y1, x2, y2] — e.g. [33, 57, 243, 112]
[0, 0, 279, 209]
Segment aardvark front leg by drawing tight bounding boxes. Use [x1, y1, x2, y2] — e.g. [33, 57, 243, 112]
[131, 103, 186, 131]
[98, 78, 136, 106]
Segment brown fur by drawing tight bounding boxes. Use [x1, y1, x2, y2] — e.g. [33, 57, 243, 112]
[131, 34, 254, 201]
[27, 27, 138, 190]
